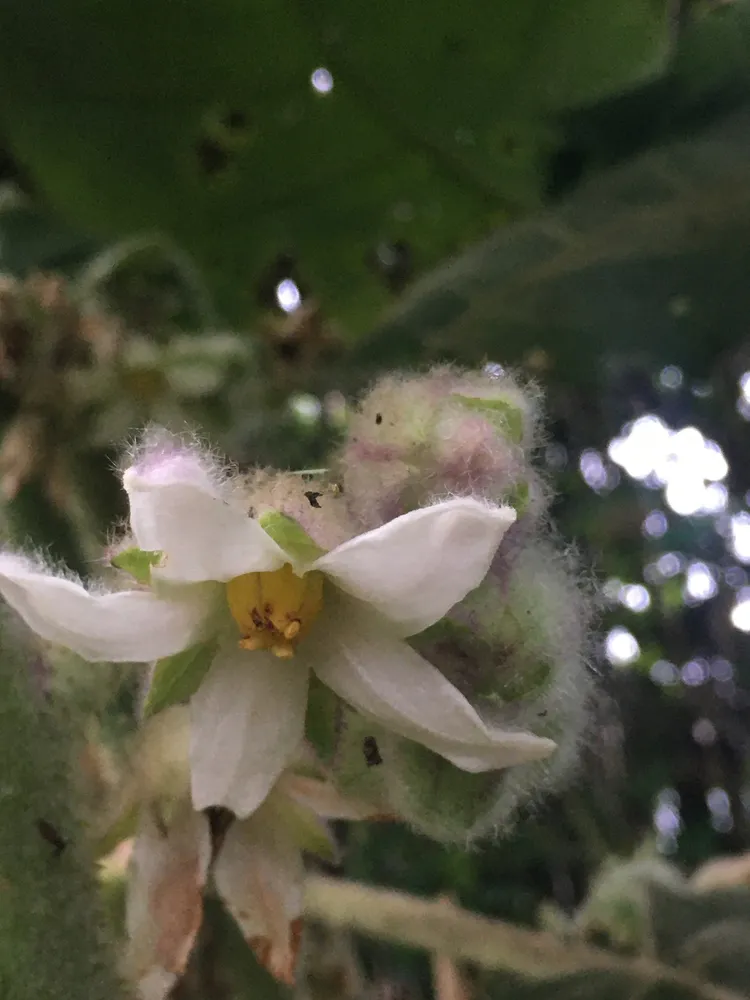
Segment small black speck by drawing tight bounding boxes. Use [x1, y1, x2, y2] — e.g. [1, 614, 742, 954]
[222, 109, 248, 132]
[375, 413, 383, 425]
[195, 136, 231, 177]
[537, 710, 548, 718]
[304, 491, 322, 509]
[37, 819, 66, 857]
[277, 340, 301, 363]
[363, 736, 383, 766]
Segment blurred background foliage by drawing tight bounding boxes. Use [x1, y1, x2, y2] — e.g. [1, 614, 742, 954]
[3, 0, 750, 998]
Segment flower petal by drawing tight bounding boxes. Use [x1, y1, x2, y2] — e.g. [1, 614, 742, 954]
[123, 450, 286, 583]
[313, 498, 516, 636]
[190, 645, 308, 817]
[125, 806, 211, 999]
[0, 552, 208, 662]
[213, 810, 304, 986]
[276, 772, 381, 820]
[309, 608, 556, 772]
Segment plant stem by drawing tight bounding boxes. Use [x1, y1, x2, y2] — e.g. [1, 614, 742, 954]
[0, 614, 131, 1000]
[304, 875, 743, 1000]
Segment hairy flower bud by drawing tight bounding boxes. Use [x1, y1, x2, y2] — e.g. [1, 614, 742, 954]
[305, 539, 595, 843]
[298, 368, 597, 842]
[335, 366, 547, 530]
[406, 544, 593, 840]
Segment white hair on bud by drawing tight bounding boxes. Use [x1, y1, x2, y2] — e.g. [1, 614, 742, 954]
[335, 365, 550, 532]
[121, 425, 237, 488]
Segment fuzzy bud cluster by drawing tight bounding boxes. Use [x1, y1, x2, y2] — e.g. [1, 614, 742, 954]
[304, 366, 596, 842]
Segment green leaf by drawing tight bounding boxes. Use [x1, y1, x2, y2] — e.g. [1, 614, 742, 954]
[259, 510, 326, 562]
[110, 547, 164, 584]
[358, 103, 750, 381]
[0, 194, 98, 276]
[144, 639, 218, 719]
[452, 393, 525, 443]
[0, 0, 673, 329]
[0, 618, 130, 1000]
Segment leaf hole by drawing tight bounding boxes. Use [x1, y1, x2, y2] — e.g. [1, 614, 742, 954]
[367, 240, 413, 294]
[195, 136, 233, 179]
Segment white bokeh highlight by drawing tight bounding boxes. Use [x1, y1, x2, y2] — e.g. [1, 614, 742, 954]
[311, 67, 334, 94]
[608, 414, 728, 516]
[605, 627, 640, 666]
[275, 279, 302, 314]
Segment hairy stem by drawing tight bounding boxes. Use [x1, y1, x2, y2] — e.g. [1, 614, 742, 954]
[0, 615, 130, 1000]
[304, 875, 743, 1000]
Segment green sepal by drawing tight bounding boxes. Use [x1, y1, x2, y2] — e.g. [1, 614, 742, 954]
[259, 509, 326, 562]
[506, 480, 530, 515]
[94, 801, 141, 859]
[110, 547, 163, 584]
[305, 673, 344, 765]
[498, 657, 553, 702]
[273, 795, 338, 863]
[451, 393, 525, 444]
[144, 638, 218, 719]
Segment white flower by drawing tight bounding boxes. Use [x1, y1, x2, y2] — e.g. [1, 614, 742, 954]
[125, 803, 211, 1000]
[0, 437, 556, 818]
[121, 709, 379, 997]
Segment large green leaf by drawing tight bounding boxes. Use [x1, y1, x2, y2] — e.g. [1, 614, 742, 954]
[0, 194, 97, 276]
[0, 0, 673, 329]
[356, 103, 750, 380]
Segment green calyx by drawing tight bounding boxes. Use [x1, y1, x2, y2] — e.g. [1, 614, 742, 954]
[110, 547, 163, 584]
[259, 509, 326, 562]
[451, 393, 525, 444]
[143, 638, 218, 718]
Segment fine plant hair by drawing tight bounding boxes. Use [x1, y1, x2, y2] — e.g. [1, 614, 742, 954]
[0, 611, 129, 1000]
[305, 365, 600, 843]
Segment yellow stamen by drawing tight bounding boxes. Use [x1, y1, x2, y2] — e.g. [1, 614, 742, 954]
[283, 621, 301, 640]
[272, 643, 295, 659]
[238, 634, 270, 652]
[226, 564, 324, 657]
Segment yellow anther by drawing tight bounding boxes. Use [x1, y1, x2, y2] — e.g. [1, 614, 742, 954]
[272, 643, 295, 659]
[226, 564, 324, 656]
[283, 620, 301, 640]
[238, 634, 270, 652]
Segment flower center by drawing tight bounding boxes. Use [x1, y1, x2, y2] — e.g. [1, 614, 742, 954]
[225, 565, 324, 659]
